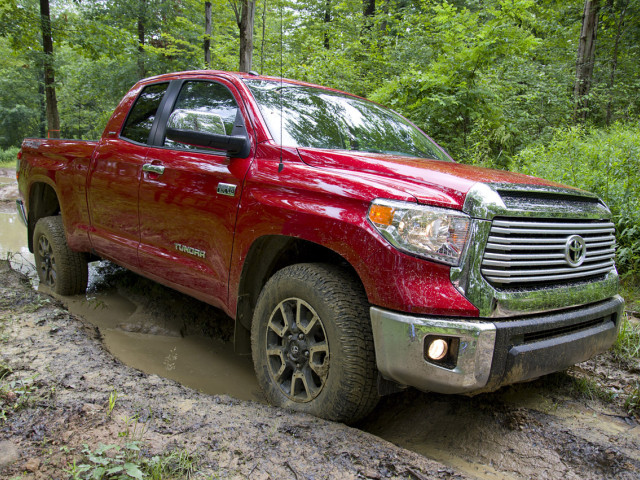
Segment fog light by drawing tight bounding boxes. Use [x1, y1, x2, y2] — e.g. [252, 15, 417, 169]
[427, 338, 448, 361]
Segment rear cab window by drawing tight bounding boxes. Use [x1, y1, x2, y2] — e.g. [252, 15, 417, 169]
[121, 83, 169, 144]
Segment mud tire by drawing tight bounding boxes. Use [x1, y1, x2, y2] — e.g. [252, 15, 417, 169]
[33, 215, 88, 295]
[251, 263, 379, 423]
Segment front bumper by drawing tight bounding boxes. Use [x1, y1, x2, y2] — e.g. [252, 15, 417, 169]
[370, 295, 624, 394]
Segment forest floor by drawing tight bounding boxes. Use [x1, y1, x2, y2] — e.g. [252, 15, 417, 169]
[1, 168, 640, 480]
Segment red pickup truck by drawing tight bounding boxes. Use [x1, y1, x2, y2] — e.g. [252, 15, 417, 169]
[16, 70, 624, 422]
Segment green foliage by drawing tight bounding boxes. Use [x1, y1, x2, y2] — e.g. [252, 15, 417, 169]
[515, 123, 640, 274]
[613, 314, 640, 360]
[0, 373, 40, 423]
[0, 147, 19, 167]
[626, 383, 640, 418]
[67, 442, 197, 480]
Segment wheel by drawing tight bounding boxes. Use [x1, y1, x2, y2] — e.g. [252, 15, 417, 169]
[33, 215, 88, 295]
[251, 263, 379, 423]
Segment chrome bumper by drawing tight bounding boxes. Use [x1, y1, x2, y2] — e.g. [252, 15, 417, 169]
[370, 307, 497, 394]
[16, 200, 27, 227]
[371, 295, 624, 395]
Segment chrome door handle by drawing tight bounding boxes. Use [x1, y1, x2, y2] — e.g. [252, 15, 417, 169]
[142, 163, 165, 175]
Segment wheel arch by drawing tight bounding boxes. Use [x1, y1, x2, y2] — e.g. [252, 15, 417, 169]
[233, 235, 364, 352]
[27, 181, 61, 253]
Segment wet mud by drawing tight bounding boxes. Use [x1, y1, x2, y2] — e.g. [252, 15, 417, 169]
[2, 169, 640, 479]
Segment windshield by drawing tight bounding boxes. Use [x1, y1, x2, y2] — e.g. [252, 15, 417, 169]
[244, 80, 450, 161]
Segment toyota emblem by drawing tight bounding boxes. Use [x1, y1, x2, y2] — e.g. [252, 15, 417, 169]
[564, 235, 586, 267]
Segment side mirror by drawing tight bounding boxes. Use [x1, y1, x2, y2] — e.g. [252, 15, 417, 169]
[165, 109, 250, 158]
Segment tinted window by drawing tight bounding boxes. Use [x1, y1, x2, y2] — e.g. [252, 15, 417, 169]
[245, 80, 449, 161]
[121, 83, 169, 144]
[164, 81, 239, 150]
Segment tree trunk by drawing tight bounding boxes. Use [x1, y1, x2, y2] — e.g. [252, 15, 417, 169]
[38, 70, 46, 138]
[324, 0, 331, 50]
[237, 0, 256, 72]
[204, 1, 212, 68]
[363, 0, 375, 23]
[137, 0, 146, 79]
[260, 0, 267, 74]
[574, 0, 601, 122]
[606, 1, 628, 125]
[39, 0, 60, 139]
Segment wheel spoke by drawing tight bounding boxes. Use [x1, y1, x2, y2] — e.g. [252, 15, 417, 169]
[308, 343, 329, 379]
[298, 313, 319, 335]
[266, 346, 287, 381]
[300, 366, 320, 399]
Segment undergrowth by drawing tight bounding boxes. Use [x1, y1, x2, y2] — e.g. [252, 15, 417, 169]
[66, 442, 197, 480]
[613, 314, 640, 361]
[515, 123, 640, 276]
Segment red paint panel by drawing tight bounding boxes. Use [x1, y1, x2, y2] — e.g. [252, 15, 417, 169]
[229, 148, 478, 318]
[138, 147, 251, 310]
[87, 139, 148, 266]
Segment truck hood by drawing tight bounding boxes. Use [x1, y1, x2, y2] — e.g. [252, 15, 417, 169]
[297, 148, 572, 209]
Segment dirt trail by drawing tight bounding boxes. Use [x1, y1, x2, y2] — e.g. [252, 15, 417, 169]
[2, 168, 640, 479]
[0, 261, 465, 479]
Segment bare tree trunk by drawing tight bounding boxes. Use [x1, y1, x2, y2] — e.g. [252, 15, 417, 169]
[204, 1, 212, 68]
[363, 0, 375, 31]
[38, 70, 46, 138]
[606, 1, 628, 125]
[324, 0, 331, 50]
[229, 0, 256, 72]
[137, 0, 146, 79]
[574, 0, 601, 122]
[260, 0, 267, 74]
[39, 0, 60, 139]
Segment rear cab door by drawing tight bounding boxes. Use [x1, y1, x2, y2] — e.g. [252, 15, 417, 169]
[87, 82, 169, 267]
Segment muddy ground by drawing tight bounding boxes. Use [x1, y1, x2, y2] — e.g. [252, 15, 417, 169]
[1, 168, 640, 479]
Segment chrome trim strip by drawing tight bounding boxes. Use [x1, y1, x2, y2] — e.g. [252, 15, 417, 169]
[16, 200, 28, 227]
[370, 307, 496, 394]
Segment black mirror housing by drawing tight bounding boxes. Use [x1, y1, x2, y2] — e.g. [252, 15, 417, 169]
[165, 128, 251, 158]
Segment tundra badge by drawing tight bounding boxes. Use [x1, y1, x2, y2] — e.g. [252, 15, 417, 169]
[174, 243, 206, 259]
[217, 183, 237, 196]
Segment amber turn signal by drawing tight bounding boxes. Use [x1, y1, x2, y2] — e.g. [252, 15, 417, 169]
[368, 204, 395, 226]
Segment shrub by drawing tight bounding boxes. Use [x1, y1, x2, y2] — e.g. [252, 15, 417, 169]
[0, 147, 20, 168]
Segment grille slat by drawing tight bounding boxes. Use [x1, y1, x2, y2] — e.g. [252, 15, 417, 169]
[481, 217, 616, 287]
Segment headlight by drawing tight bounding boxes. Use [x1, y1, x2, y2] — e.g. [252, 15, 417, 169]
[368, 199, 471, 266]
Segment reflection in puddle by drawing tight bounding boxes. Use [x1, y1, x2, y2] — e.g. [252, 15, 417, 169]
[54, 277, 262, 403]
[1, 211, 261, 402]
[59, 286, 261, 402]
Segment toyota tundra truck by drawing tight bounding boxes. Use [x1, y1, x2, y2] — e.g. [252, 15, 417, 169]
[16, 70, 624, 422]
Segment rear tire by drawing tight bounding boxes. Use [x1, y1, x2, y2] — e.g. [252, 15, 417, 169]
[33, 215, 88, 295]
[251, 263, 379, 423]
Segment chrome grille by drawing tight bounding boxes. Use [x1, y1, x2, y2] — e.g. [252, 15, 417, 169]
[481, 218, 616, 286]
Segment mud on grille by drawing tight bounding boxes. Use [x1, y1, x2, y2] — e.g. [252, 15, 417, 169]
[481, 217, 616, 288]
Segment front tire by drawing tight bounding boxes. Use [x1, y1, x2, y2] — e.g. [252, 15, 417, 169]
[33, 215, 88, 295]
[251, 263, 379, 423]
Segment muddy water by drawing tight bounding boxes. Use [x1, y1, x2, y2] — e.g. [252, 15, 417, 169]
[57, 283, 263, 402]
[0, 210, 261, 402]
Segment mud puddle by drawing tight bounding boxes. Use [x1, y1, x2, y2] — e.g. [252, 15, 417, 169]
[1, 209, 262, 402]
[58, 285, 262, 402]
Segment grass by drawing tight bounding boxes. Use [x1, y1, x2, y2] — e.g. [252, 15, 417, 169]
[625, 383, 640, 418]
[66, 442, 198, 480]
[613, 313, 640, 361]
[0, 147, 19, 169]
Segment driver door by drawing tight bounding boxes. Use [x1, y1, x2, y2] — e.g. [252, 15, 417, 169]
[137, 79, 254, 309]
